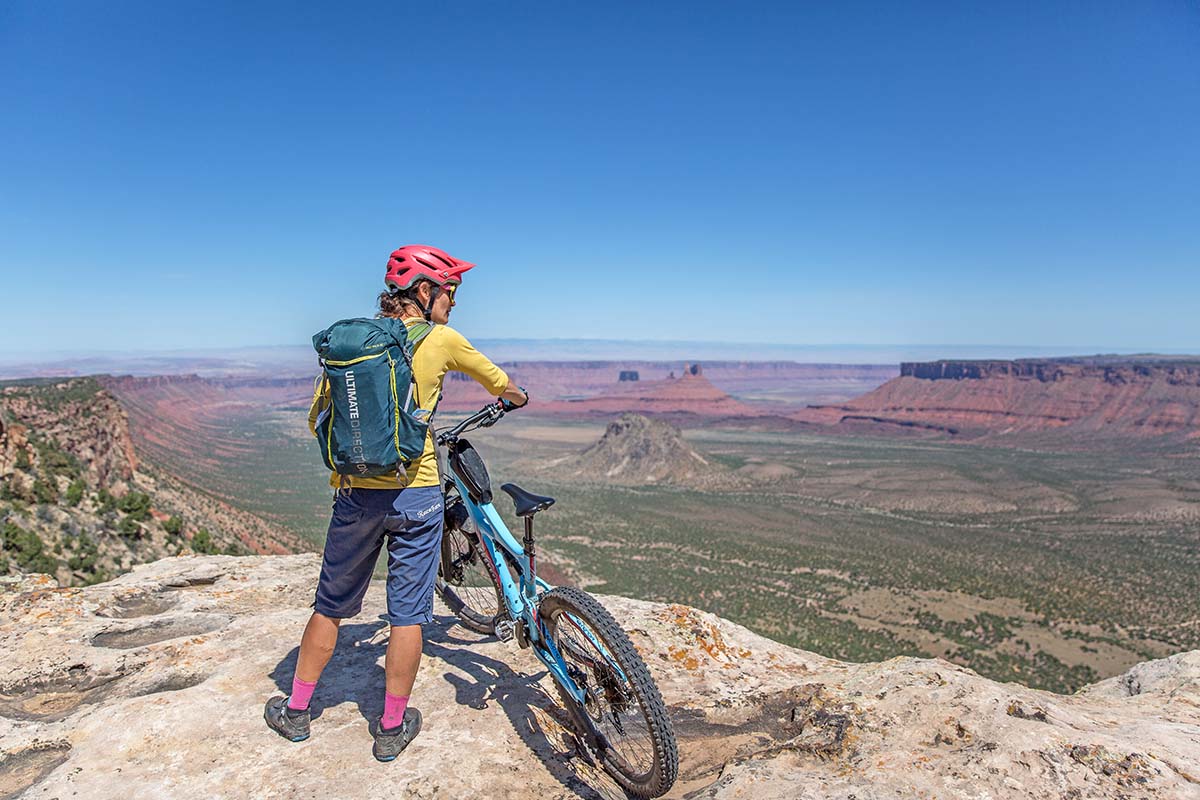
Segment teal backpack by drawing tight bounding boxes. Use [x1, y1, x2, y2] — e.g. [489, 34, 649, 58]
[311, 317, 435, 478]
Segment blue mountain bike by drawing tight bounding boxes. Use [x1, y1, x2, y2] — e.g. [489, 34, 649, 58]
[433, 401, 678, 799]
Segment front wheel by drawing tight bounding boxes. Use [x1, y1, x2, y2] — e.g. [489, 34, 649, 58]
[539, 587, 678, 799]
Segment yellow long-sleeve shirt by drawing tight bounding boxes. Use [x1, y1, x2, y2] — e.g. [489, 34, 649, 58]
[308, 321, 509, 489]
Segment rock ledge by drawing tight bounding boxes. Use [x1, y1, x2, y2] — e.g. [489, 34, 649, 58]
[2, 556, 1199, 799]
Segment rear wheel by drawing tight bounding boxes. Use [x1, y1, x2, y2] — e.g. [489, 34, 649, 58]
[435, 515, 503, 634]
[539, 586, 678, 799]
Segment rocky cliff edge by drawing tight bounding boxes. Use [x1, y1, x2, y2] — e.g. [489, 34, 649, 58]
[2, 555, 1199, 799]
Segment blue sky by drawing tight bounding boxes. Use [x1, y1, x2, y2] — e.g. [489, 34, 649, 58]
[1, 1, 1197, 355]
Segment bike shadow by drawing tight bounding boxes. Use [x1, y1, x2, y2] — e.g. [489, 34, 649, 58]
[423, 613, 632, 800]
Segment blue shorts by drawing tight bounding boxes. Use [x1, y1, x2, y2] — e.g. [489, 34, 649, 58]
[313, 485, 445, 627]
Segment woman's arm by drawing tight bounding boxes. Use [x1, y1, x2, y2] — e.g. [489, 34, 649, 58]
[444, 327, 526, 406]
[499, 379, 528, 408]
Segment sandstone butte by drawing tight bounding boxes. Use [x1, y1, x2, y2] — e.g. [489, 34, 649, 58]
[437, 364, 764, 418]
[797, 358, 1200, 438]
[2, 555, 1199, 800]
[549, 413, 734, 488]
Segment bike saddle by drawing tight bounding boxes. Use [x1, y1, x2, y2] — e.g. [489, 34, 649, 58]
[499, 483, 556, 517]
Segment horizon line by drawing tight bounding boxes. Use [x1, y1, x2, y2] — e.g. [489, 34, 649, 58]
[4, 339, 1200, 361]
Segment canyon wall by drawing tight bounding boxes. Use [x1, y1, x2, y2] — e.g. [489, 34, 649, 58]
[806, 358, 1200, 438]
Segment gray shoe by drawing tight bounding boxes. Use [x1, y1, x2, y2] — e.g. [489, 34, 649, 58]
[264, 696, 311, 742]
[373, 708, 421, 762]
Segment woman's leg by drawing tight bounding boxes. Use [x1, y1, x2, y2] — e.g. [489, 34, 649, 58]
[296, 612, 342, 683]
[384, 623, 423, 696]
[379, 485, 444, 732]
[267, 489, 392, 740]
[289, 489, 385, 710]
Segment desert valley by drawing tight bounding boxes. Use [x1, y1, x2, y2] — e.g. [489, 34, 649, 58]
[3, 355, 1198, 697]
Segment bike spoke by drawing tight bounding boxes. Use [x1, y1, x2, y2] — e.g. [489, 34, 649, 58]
[553, 615, 657, 779]
[439, 524, 502, 626]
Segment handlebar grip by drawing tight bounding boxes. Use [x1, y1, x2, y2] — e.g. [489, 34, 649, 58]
[500, 386, 529, 412]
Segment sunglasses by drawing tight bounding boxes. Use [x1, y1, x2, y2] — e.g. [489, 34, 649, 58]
[443, 284, 458, 301]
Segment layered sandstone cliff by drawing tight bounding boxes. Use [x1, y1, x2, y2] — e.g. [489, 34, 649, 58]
[803, 357, 1200, 438]
[0, 380, 304, 588]
[1, 379, 138, 487]
[1, 555, 1198, 799]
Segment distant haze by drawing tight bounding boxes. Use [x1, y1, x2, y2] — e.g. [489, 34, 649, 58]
[2, 340, 1198, 381]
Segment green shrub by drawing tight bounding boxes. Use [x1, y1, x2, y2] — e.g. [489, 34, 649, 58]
[40, 377, 103, 409]
[14, 449, 31, 471]
[32, 478, 58, 505]
[118, 492, 152, 520]
[118, 515, 143, 538]
[2, 477, 32, 504]
[80, 567, 109, 586]
[68, 550, 98, 572]
[96, 489, 116, 512]
[34, 439, 80, 479]
[68, 533, 99, 574]
[65, 479, 85, 507]
[191, 528, 219, 555]
[1, 521, 57, 574]
[163, 515, 184, 536]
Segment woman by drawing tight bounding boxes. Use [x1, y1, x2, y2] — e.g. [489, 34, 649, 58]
[265, 244, 527, 761]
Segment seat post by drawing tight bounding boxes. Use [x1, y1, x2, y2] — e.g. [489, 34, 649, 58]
[523, 516, 536, 575]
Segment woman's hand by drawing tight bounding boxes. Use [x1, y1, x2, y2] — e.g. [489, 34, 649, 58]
[499, 381, 528, 410]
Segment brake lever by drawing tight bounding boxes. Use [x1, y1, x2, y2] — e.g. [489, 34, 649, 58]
[479, 404, 504, 428]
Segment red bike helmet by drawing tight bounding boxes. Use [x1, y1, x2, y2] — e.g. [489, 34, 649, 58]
[385, 245, 475, 292]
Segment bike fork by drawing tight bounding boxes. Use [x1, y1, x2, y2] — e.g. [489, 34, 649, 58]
[537, 635, 610, 761]
[562, 690, 607, 765]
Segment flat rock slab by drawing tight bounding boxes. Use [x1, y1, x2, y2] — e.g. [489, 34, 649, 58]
[1, 556, 1199, 799]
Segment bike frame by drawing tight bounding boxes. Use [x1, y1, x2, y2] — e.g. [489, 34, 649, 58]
[439, 439, 573, 692]
[446, 473, 568, 667]
[437, 404, 624, 755]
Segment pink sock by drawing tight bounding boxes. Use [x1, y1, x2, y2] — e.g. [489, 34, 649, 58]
[381, 693, 410, 731]
[288, 677, 317, 711]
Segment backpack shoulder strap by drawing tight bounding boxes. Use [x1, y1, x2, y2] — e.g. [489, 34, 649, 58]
[400, 321, 443, 424]
[404, 320, 436, 349]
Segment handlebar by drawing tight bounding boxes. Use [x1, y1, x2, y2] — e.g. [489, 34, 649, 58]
[435, 401, 506, 446]
[436, 385, 529, 446]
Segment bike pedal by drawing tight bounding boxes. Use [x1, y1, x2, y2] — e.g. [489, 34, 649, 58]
[495, 619, 515, 643]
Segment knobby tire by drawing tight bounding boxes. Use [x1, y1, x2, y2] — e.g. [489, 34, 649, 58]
[539, 586, 678, 799]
